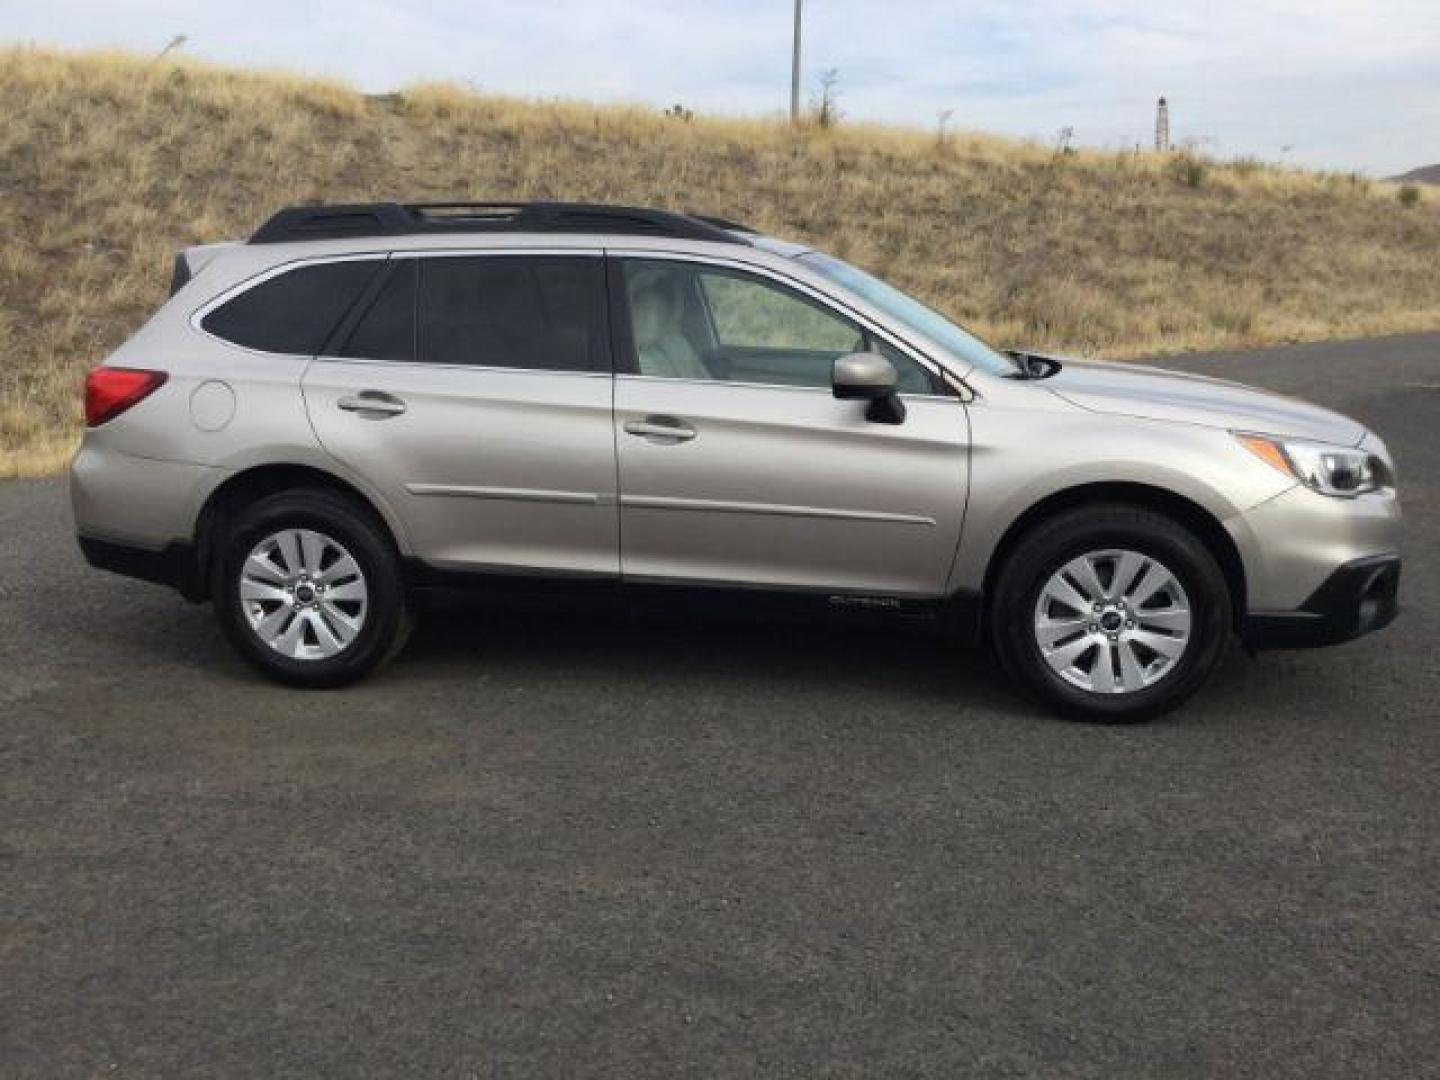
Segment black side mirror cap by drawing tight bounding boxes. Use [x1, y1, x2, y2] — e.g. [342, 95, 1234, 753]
[864, 395, 907, 425]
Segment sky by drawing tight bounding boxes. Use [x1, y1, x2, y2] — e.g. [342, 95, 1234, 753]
[7, 0, 1438, 175]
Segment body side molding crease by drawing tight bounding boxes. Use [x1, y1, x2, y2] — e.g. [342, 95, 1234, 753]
[620, 494, 936, 526]
[405, 483, 603, 506]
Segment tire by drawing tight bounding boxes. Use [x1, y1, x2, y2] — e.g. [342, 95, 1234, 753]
[989, 502, 1232, 722]
[211, 487, 413, 688]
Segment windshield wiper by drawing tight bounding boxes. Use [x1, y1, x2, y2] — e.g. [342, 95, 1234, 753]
[1005, 350, 1063, 380]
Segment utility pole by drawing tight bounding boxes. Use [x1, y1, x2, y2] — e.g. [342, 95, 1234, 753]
[790, 0, 803, 123]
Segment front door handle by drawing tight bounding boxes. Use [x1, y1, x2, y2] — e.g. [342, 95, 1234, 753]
[337, 391, 407, 417]
[624, 416, 696, 442]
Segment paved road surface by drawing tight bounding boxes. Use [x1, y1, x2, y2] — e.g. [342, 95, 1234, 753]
[3, 333, 1437, 1077]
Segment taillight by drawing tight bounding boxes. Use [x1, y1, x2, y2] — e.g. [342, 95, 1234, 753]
[84, 367, 169, 427]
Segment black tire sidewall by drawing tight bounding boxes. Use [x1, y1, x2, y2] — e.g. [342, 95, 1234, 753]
[993, 506, 1231, 722]
[212, 489, 406, 688]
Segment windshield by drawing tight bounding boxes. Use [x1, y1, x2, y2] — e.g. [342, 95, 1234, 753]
[796, 251, 1017, 377]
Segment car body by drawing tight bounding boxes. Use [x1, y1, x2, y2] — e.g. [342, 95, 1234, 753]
[71, 202, 1402, 719]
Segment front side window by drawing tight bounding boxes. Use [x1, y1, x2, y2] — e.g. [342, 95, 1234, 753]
[796, 250, 1017, 377]
[621, 259, 937, 393]
[202, 260, 383, 354]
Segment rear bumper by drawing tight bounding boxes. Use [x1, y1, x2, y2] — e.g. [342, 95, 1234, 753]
[70, 440, 216, 556]
[1241, 554, 1400, 650]
[77, 533, 203, 601]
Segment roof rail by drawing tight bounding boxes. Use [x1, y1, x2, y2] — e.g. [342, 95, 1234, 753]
[687, 212, 759, 234]
[248, 202, 753, 246]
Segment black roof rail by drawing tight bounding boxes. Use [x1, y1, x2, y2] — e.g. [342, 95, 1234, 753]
[248, 202, 753, 246]
[687, 212, 758, 234]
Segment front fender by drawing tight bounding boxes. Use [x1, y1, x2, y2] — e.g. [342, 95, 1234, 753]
[947, 397, 1293, 595]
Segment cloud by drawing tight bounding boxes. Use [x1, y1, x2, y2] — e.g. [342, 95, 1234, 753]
[7, 0, 1437, 173]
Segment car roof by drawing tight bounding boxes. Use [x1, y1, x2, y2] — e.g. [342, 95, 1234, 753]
[249, 202, 758, 248]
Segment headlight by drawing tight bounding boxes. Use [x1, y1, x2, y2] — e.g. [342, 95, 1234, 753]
[1235, 433, 1392, 497]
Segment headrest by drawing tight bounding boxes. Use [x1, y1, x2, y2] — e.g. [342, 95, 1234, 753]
[629, 268, 684, 345]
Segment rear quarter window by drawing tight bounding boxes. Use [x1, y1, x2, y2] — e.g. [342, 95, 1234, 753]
[201, 260, 382, 354]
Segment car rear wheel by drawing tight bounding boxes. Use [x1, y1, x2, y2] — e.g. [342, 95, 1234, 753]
[212, 488, 412, 687]
[990, 503, 1232, 721]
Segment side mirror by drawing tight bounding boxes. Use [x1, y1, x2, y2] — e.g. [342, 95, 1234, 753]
[832, 352, 906, 424]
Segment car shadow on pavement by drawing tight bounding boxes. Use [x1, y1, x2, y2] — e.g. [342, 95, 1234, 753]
[383, 599, 1331, 728]
[391, 598, 1040, 719]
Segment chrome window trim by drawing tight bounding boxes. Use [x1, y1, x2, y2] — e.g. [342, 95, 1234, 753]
[613, 372, 957, 403]
[396, 247, 606, 260]
[605, 247, 961, 393]
[311, 355, 612, 379]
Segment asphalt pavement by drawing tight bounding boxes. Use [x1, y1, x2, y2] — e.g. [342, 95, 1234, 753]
[3, 332, 1437, 1077]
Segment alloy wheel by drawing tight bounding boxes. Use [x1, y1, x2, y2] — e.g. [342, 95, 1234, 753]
[1032, 548, 1192, 694]
[239, 528, 368, 660]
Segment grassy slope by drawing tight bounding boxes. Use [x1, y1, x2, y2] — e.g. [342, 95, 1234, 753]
[2, 46, 1438, 476]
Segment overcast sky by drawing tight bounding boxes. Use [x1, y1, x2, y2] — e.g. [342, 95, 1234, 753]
[8, 0, 1438, 175]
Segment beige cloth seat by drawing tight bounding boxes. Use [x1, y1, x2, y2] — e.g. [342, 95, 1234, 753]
[628, 268, 711, 380]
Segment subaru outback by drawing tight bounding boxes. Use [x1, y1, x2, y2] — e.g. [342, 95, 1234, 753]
[71, 202, 1401, 720]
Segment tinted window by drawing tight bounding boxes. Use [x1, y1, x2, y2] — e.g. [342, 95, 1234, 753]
[622, 259, 936, 393]
[342, 260, 416, 362]
[418, 256, 605, 371]
[202, 260, 381, 354]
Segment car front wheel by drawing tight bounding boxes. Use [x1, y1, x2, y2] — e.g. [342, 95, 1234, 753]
[990, 503, 1232, 722]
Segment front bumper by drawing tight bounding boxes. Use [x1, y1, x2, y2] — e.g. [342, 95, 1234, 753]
[1241, 554, 1400, 650]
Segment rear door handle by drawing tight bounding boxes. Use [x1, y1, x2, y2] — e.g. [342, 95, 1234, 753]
[624, 416, 696, 442]
[337, 391, 407, 417]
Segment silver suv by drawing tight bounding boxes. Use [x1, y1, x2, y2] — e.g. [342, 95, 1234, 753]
[71, 202, 1402, 720]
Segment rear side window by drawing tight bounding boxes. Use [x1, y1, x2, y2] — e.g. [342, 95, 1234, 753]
[417, 256, 606, 371]
[202, 260, 381, 355]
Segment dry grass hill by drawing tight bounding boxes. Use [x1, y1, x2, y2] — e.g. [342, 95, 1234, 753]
[2, 46, 1438, 476]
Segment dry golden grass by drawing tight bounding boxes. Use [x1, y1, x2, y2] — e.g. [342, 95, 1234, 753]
[3, 45, 1438, 477]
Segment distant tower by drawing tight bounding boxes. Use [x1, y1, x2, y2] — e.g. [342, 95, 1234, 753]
[1155, 96, 1170, 152]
